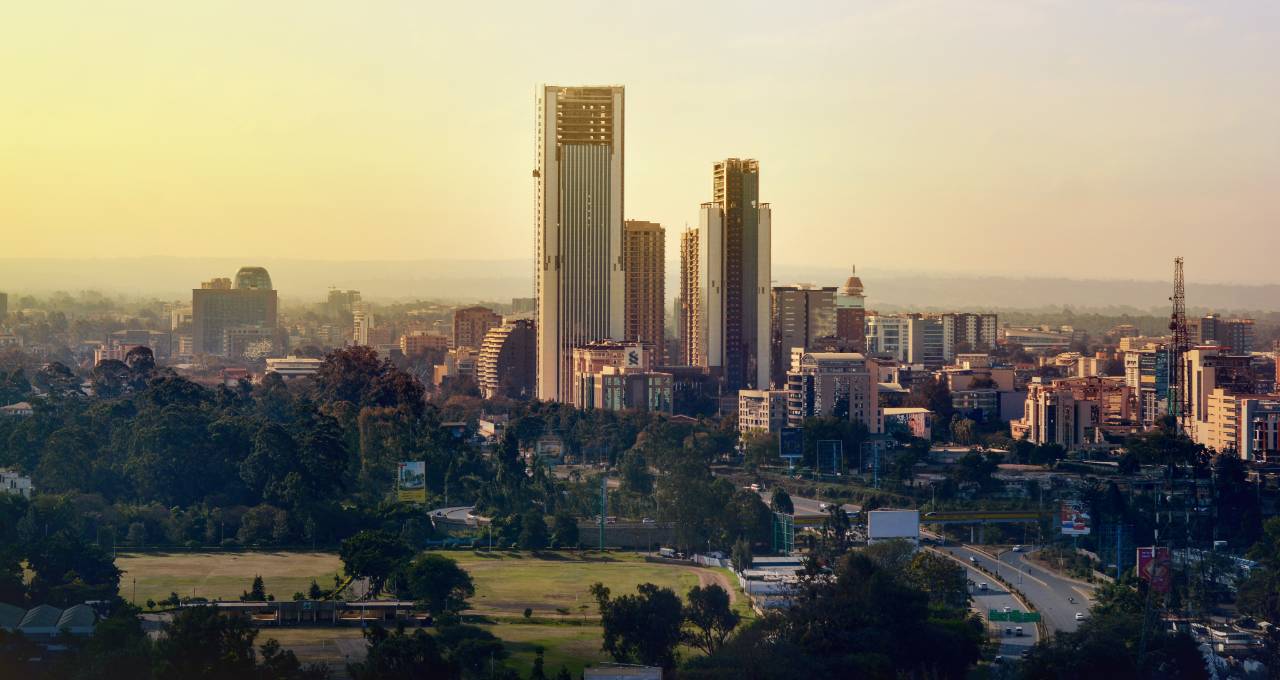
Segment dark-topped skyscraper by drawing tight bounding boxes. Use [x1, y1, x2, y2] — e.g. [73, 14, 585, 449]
[534, 85, 625, 401]
[192, 266, 278, 357]
[690, 159, 770, 390]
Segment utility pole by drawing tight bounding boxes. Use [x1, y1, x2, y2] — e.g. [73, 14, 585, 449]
[1115, 524, 1124, 582]
[599, 474, 607, 551]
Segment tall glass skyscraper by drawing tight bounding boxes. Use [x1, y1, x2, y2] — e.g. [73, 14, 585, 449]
[692, 159, 771, 390]
[534, 85, 625, 401]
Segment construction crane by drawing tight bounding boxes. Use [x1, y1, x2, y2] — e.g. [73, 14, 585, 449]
[1168, 257, 1191, 435]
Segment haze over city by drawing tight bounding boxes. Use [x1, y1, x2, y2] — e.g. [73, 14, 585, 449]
[4, 1, 1279, 284]
[4, 4, 1280, 679]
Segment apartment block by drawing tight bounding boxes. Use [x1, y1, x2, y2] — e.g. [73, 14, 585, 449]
[477, 319, 536, 400]
[738, 389, 789, 437]
[453, 306, 502, 350]
[785, 352, 882, 434]
[622, 220, 665, 363]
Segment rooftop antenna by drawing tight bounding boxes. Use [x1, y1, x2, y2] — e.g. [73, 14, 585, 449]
[1168, 257, 1190, 435]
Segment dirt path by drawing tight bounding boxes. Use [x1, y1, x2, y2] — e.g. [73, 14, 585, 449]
[688, 566, 738, 605]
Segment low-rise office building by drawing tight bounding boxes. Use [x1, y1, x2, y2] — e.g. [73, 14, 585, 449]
[400, 331, 450, 356]
[1, 469, 33, 498]
[1010, 376, 1132, 449]
[883, 407, 932, 440]
[570, 341, 673, 413]
[785, 352, 882, 433]
[738, 389, 789, 437]
[1199, 389, 1280, 462]
[265, 356, 323, 379]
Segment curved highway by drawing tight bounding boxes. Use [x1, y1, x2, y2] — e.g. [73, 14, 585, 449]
[939, 543, 1093, 633]
[942, 550, 1039, 659]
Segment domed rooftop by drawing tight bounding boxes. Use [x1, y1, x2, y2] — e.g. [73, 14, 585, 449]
[839, 266, 864, 297]
[234, 267, 273, 291]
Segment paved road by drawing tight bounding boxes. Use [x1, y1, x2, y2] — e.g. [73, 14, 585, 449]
[760, 491, 859, 517]
[940, 544, 1091, 634]
[429, 505, 479, 525]
[1003, 549, 1096, 632]
[935, 549, 1038, 659]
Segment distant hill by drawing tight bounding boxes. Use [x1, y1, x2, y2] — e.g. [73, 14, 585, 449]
[1, 257, 1277, 314]
[772, 265, 1280, 315]
[0, 257, 532, 304]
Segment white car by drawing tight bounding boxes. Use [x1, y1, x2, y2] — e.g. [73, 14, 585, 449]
[1002, 606, 1012, 614]
[1075, 612, 1085, 621]
[818, 502, 831, 511]
[1012, 545, 1023, 552]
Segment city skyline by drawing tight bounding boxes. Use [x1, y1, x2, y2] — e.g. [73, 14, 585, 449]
[2, 2, 1278, 284]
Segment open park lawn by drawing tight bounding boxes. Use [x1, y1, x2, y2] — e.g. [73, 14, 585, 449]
[115, 550, 745, 675]
[115, 551, 343, 605]
[445, 550, 719, 618]
[476, 621, 608, 676]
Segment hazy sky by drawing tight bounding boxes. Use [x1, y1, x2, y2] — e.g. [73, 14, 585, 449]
[3, 1, 1278, 284]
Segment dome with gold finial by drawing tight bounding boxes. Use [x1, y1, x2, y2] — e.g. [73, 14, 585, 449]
[839, 265, 864, 297]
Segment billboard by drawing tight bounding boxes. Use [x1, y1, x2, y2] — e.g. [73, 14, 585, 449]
[867, 510, 920, 542]
[1059, 500, 1091, 535]
[1136, 547, 1172, 593]
[779, 427, 803, 461]
[397, 461, 426, 503]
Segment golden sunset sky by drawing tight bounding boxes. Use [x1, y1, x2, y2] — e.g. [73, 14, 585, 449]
[2, 1, 1278, 283]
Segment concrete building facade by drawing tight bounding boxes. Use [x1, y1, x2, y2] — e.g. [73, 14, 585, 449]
[689, 159, 771, 391]
[907, 315, 947, 367]
[622, 220, 665, 363]
[453, 306, 502, 350]
[678, 227, 701, 367]
[834, 268, 866, 353]
[535, 85, 626, 401]
[785, 352, 882, 434]
[770, 285, 835, 387]
[191, 267, 278, 357]
[477, 319, 536, 400]
[400, 331, 450, 356]
[866, 314, 910, 362]
[265, 356, 323, 379]
[941, 313, 999, 353]
[738, 389, 789, 437]
[569, 341, 670, 413]
[1010, 376, 1132, 448]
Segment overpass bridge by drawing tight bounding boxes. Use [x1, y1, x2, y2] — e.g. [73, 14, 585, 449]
[921, 510, 1044, 525]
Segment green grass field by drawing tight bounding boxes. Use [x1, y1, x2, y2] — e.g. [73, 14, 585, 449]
[445, 550, 717, 618]
[116, 551, 343, 605]
[115, 550, 748, 675]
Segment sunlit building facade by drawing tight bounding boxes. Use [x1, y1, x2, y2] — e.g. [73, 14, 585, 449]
[535, 85, 626, 401]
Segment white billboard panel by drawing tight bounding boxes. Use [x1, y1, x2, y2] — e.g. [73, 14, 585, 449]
[867, 509, 920, 541]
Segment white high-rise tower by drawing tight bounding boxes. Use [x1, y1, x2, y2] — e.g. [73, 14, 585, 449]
[690, 159, 771, 391]
[534, 85, 626, 401]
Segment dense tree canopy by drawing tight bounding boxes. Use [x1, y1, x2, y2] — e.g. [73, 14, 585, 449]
[684, 552, 982, 679]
